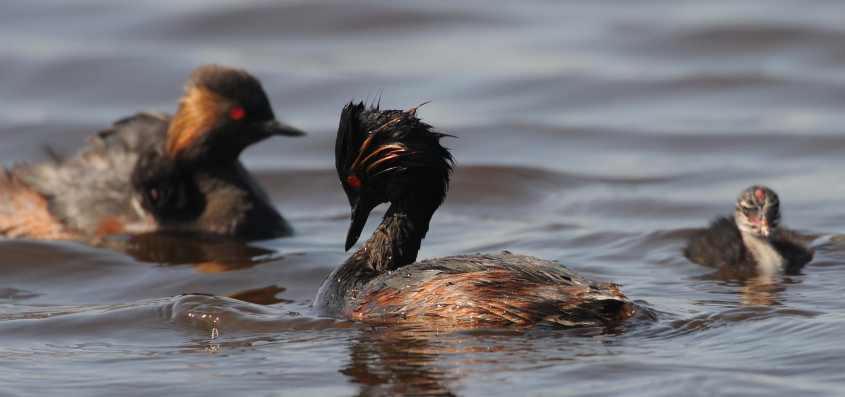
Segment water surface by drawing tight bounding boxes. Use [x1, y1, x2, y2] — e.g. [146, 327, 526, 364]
[2, 1, 845, 396]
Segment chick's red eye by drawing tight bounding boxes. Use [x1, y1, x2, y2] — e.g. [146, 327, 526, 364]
[229, 106, 246, 121]
[346, 175, 362, 189]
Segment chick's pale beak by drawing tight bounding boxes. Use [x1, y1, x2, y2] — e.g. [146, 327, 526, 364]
[262, 120, 306, 137]
[758, 220, 771, 237]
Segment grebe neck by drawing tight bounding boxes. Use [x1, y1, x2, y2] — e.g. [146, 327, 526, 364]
[315, 196, 436, 314]
[357, 199, 435, 273]
[741, 231, 784, 274]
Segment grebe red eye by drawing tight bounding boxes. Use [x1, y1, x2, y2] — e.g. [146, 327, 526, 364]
[346, 175, 362, 189]
[229, 106, 246, 121]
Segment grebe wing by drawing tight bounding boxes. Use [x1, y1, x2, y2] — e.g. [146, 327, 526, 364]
[772, 229, 814, 272]
[10, 113, 168, 234]
[351, 252, 633, 327]
[684, 216, 744, 268]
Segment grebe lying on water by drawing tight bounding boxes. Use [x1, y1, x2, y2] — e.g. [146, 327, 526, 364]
[0, 65, 303, 241]
[684, 186, 812, 274]
[315, 102, 636, 328]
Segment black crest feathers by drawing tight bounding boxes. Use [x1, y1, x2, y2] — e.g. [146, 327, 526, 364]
[334, 101, 453, 204]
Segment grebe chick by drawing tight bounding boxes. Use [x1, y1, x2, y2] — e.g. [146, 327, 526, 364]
[684, 186, 813, 275]
[314, 102, 635, 328]
[0, 65, 304, 241]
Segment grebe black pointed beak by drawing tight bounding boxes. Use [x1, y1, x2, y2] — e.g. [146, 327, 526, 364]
[262, 120, 306, 137]
[345, 198, 377, 251]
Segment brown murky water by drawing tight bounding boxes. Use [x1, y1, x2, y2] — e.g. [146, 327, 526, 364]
[2, 1, 845, 396]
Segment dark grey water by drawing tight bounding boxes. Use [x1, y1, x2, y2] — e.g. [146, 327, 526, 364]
[2, 1, 845, 396]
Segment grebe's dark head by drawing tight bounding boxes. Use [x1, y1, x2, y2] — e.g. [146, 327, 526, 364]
[131, 149, 203, 222]
[335, 102, 453, 250]
[165, 64, 304, 161]
[735, 185, 781, 239]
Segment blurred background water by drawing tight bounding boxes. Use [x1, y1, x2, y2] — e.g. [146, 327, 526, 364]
[1, 0, 845, 396]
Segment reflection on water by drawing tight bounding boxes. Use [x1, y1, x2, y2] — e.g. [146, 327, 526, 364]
[228, 285, 291, 305]
[740, 274, 784, 306]
[3, 0, 845, 396]
[343, 329, 461, 397]
[101, 232, 280, 272]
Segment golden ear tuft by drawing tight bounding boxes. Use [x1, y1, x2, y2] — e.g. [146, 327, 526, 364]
[166, 87, 225, 156]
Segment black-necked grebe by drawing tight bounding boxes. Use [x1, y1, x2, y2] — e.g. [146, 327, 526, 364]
[314, 102, 635, 328]
[0, 65, 303, 241]
[684, 185, 813, 274]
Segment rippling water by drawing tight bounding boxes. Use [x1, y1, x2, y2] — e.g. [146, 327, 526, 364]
[2, 1, 845, 396]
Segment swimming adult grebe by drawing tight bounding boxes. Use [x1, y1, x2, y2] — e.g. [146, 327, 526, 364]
[684, 186, 813, 274]
[314, 102, 636, 328]
[0, 65, 303, 241]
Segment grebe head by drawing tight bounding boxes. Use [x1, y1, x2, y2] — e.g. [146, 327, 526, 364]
[131, 149, 203, 222]
[335, 102, 453, 251]
[166, 65, 304, 161]
[735, 185, 781, 239]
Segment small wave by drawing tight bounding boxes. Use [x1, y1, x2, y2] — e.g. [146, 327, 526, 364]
[640, 306, 822, 340]
[663, 24, 845, 54]
[0, 294, 345, 345]
[131, 2, 503, 42]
